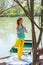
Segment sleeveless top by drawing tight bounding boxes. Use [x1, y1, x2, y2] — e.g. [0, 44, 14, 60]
[17, 27, 25, 38]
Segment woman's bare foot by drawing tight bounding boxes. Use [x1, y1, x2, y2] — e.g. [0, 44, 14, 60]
[18, 57, 21, 60]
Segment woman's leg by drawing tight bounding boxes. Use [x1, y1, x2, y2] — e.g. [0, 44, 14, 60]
[13, 38, 20, 48]
[17, 39, 24, 59]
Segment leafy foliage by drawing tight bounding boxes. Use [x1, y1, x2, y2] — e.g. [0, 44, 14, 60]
[0, 0, 41, 16]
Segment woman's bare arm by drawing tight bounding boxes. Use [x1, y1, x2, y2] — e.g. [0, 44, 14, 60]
[24, 28, 28, 33]
[23, 26, 28, 33]
[16, 27, 19, 34]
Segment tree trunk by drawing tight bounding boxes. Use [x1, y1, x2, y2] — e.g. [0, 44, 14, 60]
[41, 0, 43, 48]
[30, 0, 37, 65]
[41, 0, 43, 27]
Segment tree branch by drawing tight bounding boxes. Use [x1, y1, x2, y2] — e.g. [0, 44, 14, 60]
[30, 0, 37, 49]
[14, 0, 41, 30]
[37, 29, 42, 47]
[27, 0, 30, 11]
[27, 0, 31, 15]
[37, 0, 43, 47]
[0, 5, 18, 14]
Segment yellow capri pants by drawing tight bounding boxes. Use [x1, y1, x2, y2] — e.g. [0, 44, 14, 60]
[13, 38, 24, 58]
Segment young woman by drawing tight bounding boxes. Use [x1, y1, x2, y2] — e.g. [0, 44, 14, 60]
[13, 17, 28, 59]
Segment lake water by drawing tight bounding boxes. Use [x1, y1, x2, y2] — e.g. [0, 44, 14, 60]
[0, 17, 43, 58]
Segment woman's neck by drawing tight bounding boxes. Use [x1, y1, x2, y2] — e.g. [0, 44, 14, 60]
[19, 24, 22, 26]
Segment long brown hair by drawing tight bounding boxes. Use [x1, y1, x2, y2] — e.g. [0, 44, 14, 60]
[16, 18, 23, 29]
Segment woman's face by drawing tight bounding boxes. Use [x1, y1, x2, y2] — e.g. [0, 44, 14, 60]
[19, 19, 23, 25]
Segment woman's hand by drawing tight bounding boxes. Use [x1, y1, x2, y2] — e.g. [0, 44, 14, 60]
[16, 32, 20, 34]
